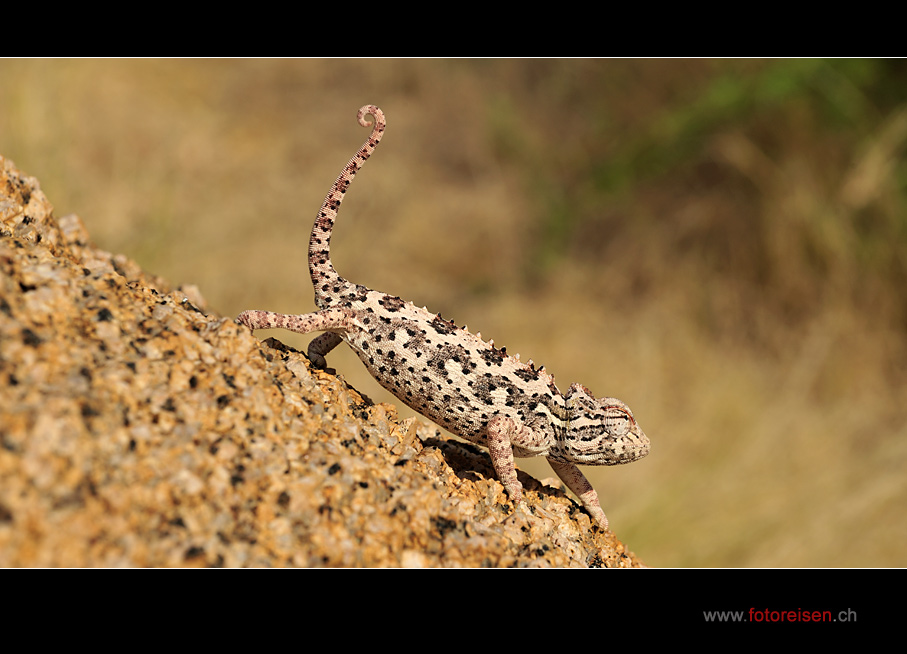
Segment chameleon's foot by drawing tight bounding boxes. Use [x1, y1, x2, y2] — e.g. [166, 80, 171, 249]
[586, 505, 610, 532]
[306, 351, 327, 369]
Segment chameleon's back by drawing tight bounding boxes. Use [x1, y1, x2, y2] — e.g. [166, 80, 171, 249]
[337, 286, 564, 459]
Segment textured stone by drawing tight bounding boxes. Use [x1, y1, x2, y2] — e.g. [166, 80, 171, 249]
[0, 154, 644, 567]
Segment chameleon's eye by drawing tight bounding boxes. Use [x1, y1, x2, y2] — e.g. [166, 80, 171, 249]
[602, 406, 633, 437]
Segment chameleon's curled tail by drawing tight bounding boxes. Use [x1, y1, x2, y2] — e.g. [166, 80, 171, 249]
[309, 105, 386, 306]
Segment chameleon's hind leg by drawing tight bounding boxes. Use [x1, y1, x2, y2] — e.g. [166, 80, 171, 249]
[306, 332, 344, 368]
[236, 308, 353, 367]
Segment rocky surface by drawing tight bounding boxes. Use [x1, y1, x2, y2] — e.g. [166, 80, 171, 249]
[0, 154, 644, 567]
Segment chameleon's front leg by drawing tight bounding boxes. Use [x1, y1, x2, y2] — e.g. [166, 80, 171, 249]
[486, 416, 535, 508]
[547, 459, 610, 531]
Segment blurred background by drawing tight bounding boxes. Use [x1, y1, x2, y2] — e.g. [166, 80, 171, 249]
[1, 59, 904, 567]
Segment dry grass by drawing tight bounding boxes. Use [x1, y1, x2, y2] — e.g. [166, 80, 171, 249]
[2, 58, 905, 567]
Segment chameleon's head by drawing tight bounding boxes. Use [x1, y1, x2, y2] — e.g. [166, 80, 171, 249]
[554, 383, 650, 466]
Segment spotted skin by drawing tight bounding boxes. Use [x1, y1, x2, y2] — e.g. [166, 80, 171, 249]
[236, 105, 649, 531]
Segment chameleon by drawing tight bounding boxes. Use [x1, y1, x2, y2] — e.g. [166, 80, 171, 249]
[236, 105, 650, 531]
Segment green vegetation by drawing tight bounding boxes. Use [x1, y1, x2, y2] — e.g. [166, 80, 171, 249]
[490, 59, 907, 346]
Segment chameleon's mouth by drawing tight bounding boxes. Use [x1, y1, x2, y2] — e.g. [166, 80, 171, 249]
[574, 426, 650, 466]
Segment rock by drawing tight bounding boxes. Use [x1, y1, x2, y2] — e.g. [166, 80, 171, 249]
[0, 154, 644, 567]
